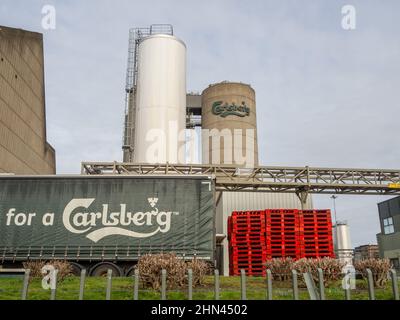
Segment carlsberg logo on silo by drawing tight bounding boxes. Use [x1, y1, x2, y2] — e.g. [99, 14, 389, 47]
[62, 197, 179, 242]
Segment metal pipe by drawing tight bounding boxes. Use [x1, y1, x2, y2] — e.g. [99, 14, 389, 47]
[303, 272, 318, 300]
[292, 270, 299, 300]
[240, 269, 246, 300]
[79, 269, 86, 300]
[106, 269, 112, 300]
[50, 269, 58, 300]
[390, 269, 399, 300]
[134, 269, 139, 300]
[214, 269, 220, 300]
[161, 269, 167, 300]
[317, 268, 325, 300]
[188, 269, 193, 300]
[21, 269, 30, 300]
[266, 269, 272, 300]
[366, 268, 375, 300]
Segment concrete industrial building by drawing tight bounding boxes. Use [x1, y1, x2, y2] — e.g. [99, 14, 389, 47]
[201, 82, 258, 167]
[0, 26, 55, 174]
[377, 196, 400, 270]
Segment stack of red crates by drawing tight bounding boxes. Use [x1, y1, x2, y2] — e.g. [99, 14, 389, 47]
[228, 209, 335, 276]
[228, 211, 267, 276]
[265, 209, 302, 258]
[298, 210, 335, 258]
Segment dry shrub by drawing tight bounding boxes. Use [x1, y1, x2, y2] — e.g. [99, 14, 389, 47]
[265, 258, 294, 281]
[187, 258, 211, 286]
[354, 258, 392, 288]
[23, 260, 73, 282]
[136, 253, 210, 289]
[264, 257, 345, 286]
[137, 253, 186, 290]
[50, 260, 73, 281]
[22, 260, 46, 279]
[293, 258, 345, 286]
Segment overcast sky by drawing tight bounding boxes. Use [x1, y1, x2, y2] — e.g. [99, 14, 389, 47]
[1, 0, 399, 247]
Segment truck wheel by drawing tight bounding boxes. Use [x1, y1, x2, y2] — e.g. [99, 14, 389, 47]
[90, 262, 122, 277]
[70, 262, 84, 276]
[126, 266, 137, 277]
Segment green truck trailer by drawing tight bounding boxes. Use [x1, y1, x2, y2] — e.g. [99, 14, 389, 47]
[0, 175, 215, 276]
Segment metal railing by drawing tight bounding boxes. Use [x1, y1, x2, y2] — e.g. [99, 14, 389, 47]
[2, 268, 398, 301]
[81, 162, 400, 196]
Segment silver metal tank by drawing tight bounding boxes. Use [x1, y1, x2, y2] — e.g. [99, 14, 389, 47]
[134, 34, 186, 164]
[333, 221, 353, 265]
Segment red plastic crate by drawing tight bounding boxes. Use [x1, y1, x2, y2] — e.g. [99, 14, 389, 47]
[229, 209, 335, 274]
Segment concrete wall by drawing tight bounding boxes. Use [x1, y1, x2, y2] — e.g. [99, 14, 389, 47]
[0, 26, 55, 174]
[201, 82, 258, 167]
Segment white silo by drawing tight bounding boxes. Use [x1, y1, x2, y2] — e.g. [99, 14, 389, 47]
[134, 34, 187, 164]
[333, 221, 353, 265]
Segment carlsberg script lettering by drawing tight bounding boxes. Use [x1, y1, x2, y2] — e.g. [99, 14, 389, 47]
[62, 198, 178, 242]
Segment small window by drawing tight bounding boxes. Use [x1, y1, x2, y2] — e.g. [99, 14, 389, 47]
[383, 217, 394, 234]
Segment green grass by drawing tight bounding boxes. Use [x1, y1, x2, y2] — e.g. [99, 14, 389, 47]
[0, 275, 397, 300]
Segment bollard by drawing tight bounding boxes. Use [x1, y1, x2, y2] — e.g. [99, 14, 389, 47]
[161, 269, 167, 300]
[106, 269, 112, 300]
[266, 269, 272, 300]
[303, 272, 318, 300]
[50, 269, 58, 301]
[188, 269, 193, 300]
[21, 269, 30, 300]
[390, 269, 399, 300]
[366, 268, 375, 300]
[240, 269, 247, 300]
[214, 269, 220, 300]
[291, 270, 299, 300]
[317, 268, 325, 300]
[134, 269, 139, 301]
[79, 269, 86, 300]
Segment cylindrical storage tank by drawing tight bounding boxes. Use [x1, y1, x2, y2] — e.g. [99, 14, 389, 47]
[333, 221, 353, 265]
[201, 82, 258, 167]
[134, 34, 186, 164]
